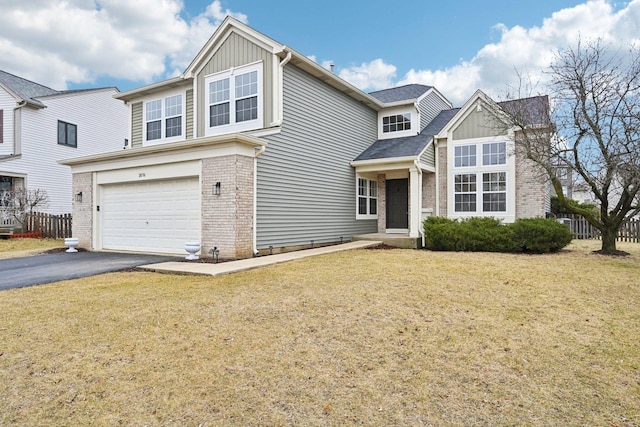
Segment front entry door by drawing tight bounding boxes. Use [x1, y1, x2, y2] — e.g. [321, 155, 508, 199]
[386, 178, 408, 230]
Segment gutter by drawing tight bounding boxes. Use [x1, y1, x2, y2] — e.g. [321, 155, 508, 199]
[253, 145, 266, 255]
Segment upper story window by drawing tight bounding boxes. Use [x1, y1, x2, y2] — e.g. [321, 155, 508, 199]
[144, 93, 184, 144]
[382, 113, 411, 133]
[0, 109, 4, 144]
[204, 62, 263, 136]
[57, 120, 77, 148]
[482, 142, 506, 165]
[454, 144, 476, 167]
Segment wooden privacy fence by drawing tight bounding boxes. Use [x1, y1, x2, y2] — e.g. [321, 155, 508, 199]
[558, 214, 640, 243]
[26, 212, 72, 239]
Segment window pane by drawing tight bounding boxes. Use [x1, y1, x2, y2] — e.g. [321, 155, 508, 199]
[165, 94, 182, 117]
[146, 100, 162, 121]
[235, 71, 258, 98]
[382, 113, 411, 133]
[210, 79, 230, 104]
[369, 180, 377, 197]
[483, 142, 506, 165]
[58, 121, 66, 144]
[358, 178, 366, 196]
[369, 197, 377, 215]
[210, 103, 230, 127]
[455, 145, 476, 167]
[67, 124, 77, 146]
[146, 120, 161, 140]
[165, 116, 182, 138]
[358, 197, 367, 215]
[235, 97, 258, 123]
[483, 193, 506, 212]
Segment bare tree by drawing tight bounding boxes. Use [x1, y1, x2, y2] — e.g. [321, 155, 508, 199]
[0, 188, 49, 230]
[502, 39, 640, 254]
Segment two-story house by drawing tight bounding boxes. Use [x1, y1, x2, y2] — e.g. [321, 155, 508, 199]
[0, 70, 128, 221]
[61, 17, 549, 258]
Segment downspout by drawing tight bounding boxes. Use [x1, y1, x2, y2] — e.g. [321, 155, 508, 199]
[13, 100, 27, 156]
[271, 49, 292, 127]
[253, 145, 266, 255]
[414, 159, 425, 248]
[434, 139, 439, 217]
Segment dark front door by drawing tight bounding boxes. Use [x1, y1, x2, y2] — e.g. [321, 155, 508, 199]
[386, 178, 408, 229]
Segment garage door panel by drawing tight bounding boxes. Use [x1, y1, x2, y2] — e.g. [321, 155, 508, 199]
[101, 178, 200, 255]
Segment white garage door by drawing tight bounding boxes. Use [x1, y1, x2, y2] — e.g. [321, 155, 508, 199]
[101, 178, 201, 255]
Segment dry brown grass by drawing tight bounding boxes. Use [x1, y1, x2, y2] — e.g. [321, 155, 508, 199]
[0, 238, 63, 259]
[1, 240, 639, 426]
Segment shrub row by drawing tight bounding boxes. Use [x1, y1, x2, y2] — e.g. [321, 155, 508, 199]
[423, 217, 573, 253]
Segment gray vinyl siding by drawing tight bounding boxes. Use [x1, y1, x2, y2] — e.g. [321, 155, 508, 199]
[257, 64, 378, 249]
[196, 32, 274, 137]
[453, 108, 504, 140]
[420, 142, 435, 168]
[185, 89, 193, 140]
[131, 101, 143, 148]
[419, 91, 452, 132]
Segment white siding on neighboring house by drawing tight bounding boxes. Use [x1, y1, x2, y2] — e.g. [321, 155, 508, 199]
[256, 64, 379, 249]
[0, 87, 14, 156]
[2, 89, 128, 213]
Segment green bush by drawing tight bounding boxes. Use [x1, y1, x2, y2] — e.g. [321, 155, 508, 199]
[510, 217, 574, 253]
[423, 216, 515, 252]
[423, 216, 572, 254]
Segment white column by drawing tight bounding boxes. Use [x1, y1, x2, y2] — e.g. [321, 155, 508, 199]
[409, 167, 422, 238]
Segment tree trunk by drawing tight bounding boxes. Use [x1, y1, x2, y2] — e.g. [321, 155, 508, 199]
[600, 227, 618, 253]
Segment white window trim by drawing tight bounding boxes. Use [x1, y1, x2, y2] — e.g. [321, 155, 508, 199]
[204, 62, 263, 136]
[142, 89, 186, 146]
[356, 176, 378, 220]
[448, 137, 516, 222]
[377, 106, 418, 140]
[453, 143, 477, 168]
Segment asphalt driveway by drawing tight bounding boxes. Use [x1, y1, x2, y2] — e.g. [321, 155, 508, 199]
[0, 251, 181, 290]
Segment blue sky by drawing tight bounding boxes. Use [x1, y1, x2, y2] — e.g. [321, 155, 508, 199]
[0, 1, 637, 105]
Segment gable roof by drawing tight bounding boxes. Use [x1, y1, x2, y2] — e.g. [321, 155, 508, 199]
[0, 69, 60, 107]
[117, 17, 385, 110]
[353, 108, 459, 162]
[368, 84, 432, 103]
[498, 95, 550, 127]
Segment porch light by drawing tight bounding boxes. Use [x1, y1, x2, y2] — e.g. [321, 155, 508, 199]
[75, 192, 83, 203]
[213, 182, 221, 196]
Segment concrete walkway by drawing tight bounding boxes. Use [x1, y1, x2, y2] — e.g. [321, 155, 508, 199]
[139, 240, 382, 276]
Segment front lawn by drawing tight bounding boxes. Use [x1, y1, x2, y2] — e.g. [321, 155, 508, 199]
[0, 238, 63, 259]
[0, 240, 638, 425]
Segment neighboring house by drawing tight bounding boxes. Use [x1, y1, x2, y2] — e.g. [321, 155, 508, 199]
[0, 70, 128, 217]
[61, 17, 549, 258]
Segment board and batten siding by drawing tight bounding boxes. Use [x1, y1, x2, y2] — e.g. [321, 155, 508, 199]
[452, 107, 504, 140]
[419, 91, 452, 132]
[256, 65, 378, 249]
[131, 101, 143, 148]
[196, 32, 274, 137]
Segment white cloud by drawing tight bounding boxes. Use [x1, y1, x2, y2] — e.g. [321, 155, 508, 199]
[338, 59, 397, 91]
[0, 0, 246, 89]
[341, 0, 640, 105]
